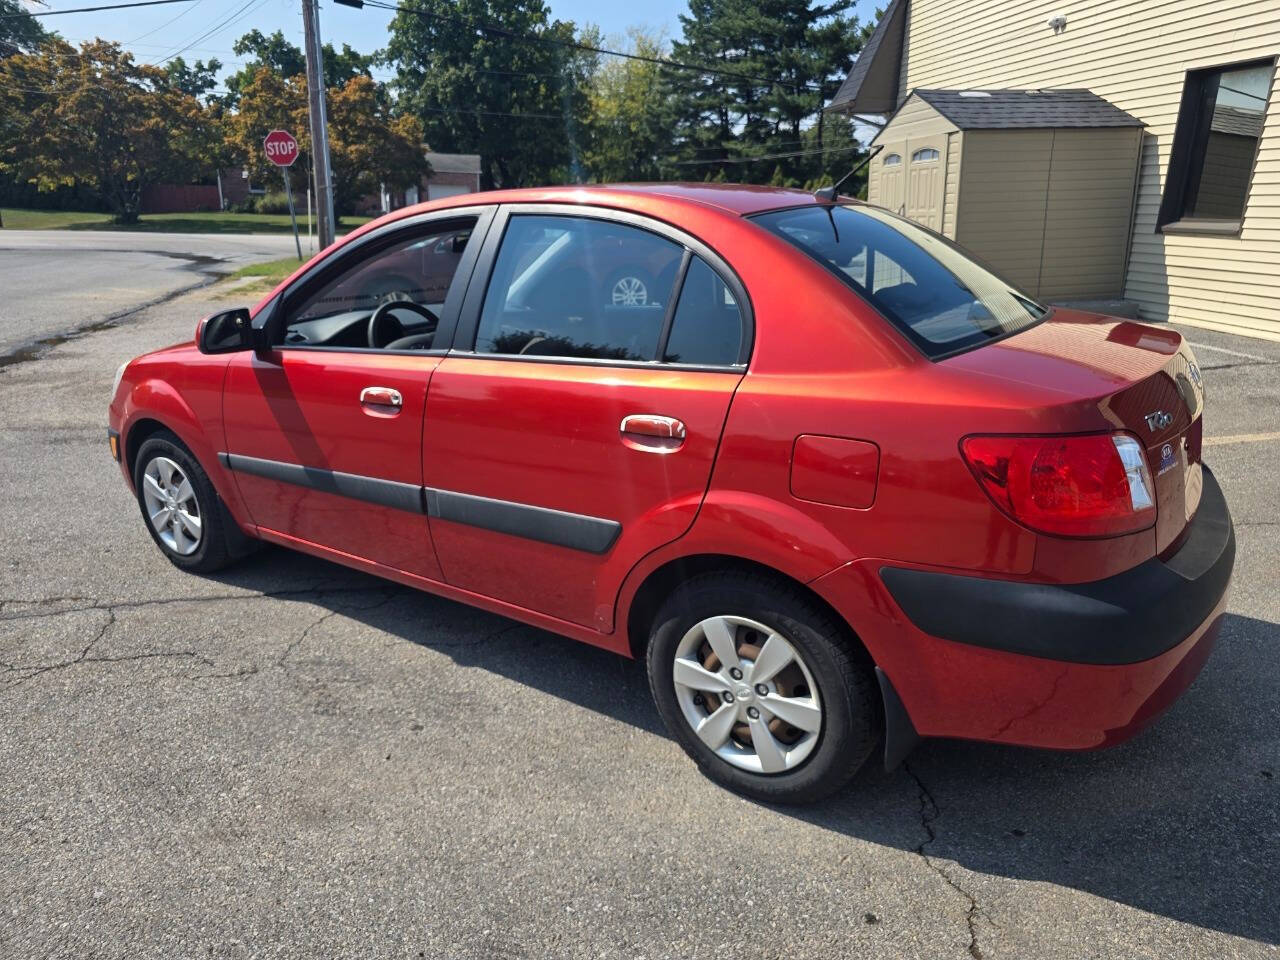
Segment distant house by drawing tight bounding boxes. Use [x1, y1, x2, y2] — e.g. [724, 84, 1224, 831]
[827, 0, 1279, 340]
[364, 152, 483, 214]
[143, 151, 484, 217]
[141, 167, 267, 215]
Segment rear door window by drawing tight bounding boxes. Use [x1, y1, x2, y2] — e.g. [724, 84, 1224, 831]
[474, 215, 684, 361]
[754, 204, 1046, 358]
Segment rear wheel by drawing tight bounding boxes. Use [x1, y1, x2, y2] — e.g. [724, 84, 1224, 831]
[133, 431, 249, 573]
[646, 573, 880, 804]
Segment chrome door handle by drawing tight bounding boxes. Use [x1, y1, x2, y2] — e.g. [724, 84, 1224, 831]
[621, 414, 686, 452]
[360, 386, 402, 411]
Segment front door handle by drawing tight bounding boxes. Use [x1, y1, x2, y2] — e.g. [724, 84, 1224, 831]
[621, 414, 686, 453]
[360, 386, 403, 416]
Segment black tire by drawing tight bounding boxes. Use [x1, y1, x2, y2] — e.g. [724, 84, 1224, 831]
[646, 572, 881, 804]
[133, 431, 253, 574]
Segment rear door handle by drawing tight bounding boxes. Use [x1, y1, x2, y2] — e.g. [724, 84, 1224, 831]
[360, 386, 403, 416]
[621, 414, 686, 452]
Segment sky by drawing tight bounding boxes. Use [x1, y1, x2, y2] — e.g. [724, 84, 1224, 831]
[40, 0, 702, 83]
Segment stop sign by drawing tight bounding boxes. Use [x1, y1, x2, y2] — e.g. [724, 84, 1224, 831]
[263, 129, 299, 167]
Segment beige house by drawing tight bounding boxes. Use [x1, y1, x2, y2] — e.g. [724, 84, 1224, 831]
[828, 0, 1279, 341]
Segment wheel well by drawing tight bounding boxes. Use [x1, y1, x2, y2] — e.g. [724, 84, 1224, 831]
[123, 418, 173, 477]
[625, 554, 867, 661]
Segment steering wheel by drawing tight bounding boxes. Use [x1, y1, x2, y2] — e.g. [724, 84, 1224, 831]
[367, 300, 439, 349]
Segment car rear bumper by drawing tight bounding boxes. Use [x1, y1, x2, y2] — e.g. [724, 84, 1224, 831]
[881, 467, 1234, 666]
[810, 467, 1233, 751]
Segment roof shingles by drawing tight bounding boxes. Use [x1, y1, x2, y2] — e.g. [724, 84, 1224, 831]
[914, 89, 1144, 129]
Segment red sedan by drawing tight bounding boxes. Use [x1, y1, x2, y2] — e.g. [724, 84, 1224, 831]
[107, 184, 1234, 804]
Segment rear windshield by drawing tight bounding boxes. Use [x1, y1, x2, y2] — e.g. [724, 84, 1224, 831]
[754, 204, 1047, 358]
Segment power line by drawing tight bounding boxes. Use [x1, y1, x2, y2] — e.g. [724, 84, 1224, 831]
[151, 0, 270, 66]
[122, 0, 208, 45]
[0, 0, 195, 18]
[357, 0, 828, 94]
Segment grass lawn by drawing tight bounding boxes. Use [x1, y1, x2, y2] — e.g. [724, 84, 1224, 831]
[0, 209, 114, 230]
[1, 208, 371, 234]
[215, 255, 314, 299]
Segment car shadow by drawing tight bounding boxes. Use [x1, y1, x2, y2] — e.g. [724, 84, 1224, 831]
[213, 549, 1278, 945]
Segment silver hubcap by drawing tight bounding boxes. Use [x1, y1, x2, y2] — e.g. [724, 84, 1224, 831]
[141, 456, 202, 556]
[611, 276, 648, 306]
[672, 615, 823, 775]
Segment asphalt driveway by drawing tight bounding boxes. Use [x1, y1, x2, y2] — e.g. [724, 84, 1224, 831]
[0, 282, 1276, 959]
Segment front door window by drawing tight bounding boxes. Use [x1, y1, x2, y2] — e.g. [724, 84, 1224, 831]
[282, 219, 478, 351]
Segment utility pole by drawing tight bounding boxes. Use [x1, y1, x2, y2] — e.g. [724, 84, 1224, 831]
[301, 0, 336, 248]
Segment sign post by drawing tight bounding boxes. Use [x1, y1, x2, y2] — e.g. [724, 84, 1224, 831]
[263, 129, 302, 260]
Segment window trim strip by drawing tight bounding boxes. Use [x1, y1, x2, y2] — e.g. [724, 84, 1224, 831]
[655, 248, 693, 363]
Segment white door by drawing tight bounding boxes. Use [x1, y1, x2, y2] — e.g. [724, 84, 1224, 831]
[904, 141, 944, 230]
[877, 144, 905, 215]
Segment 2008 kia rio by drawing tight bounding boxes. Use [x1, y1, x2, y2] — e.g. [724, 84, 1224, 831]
[107, 184, 1234, 804]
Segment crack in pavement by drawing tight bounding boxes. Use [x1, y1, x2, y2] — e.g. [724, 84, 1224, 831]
[0, 584, 403, 696]
[903, 761, 988, 960]
[276, 587, 404, 668]
[0, 584, 395, 624]
[0, 606, 213, 696]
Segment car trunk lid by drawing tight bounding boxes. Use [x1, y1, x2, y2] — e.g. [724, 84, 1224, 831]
[945, 311, 1205, 553]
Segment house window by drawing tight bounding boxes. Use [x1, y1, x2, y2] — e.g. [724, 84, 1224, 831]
[882, 153, 902, 166]
[911, 148, 940, 162]
[1158, 58, 1274, 231]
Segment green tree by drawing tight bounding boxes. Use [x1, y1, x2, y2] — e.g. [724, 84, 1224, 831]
[0, 0, 48, 57]
[665, 0, 869, 185]
[223, 30, 371, 106]
[583, 28, 673, 182]
[384, 0, 593, 188]
[0, 40, 213, 222]
[164, 56, 223, 101]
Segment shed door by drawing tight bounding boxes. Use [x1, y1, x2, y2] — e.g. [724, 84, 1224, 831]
[877, 144, 906, 215]
[904, 140, 945, 231]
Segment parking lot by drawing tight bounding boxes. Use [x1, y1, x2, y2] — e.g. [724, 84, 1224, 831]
[1, 271, 1277, 959]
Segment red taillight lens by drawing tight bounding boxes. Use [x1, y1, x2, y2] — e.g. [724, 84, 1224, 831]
[961, 432, 1156, 537]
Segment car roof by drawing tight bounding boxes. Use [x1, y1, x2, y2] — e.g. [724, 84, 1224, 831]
[415, 182, 837, 218]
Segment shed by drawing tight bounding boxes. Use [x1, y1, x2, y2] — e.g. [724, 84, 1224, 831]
[866, 88, 1145, 302]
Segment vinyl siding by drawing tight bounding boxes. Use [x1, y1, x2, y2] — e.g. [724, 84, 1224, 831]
[1038, 127, 1143, 300]
[942, 130, 962, 237]
[953, 130, 1054, 294]
[899, 0, 1280, 339]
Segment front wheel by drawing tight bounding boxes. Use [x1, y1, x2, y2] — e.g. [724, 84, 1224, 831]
[133, 432, 250, 574]
[646, 573, 881, 804]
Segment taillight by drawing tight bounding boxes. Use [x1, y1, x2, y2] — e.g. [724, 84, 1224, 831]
[961, 432, 1156, 538]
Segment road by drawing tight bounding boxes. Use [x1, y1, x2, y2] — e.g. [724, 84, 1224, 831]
[0, 230, 299, 363]
[0, 277, 1276, 959]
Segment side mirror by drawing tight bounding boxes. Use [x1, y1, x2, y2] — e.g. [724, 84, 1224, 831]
[197, 308, 251, 354]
